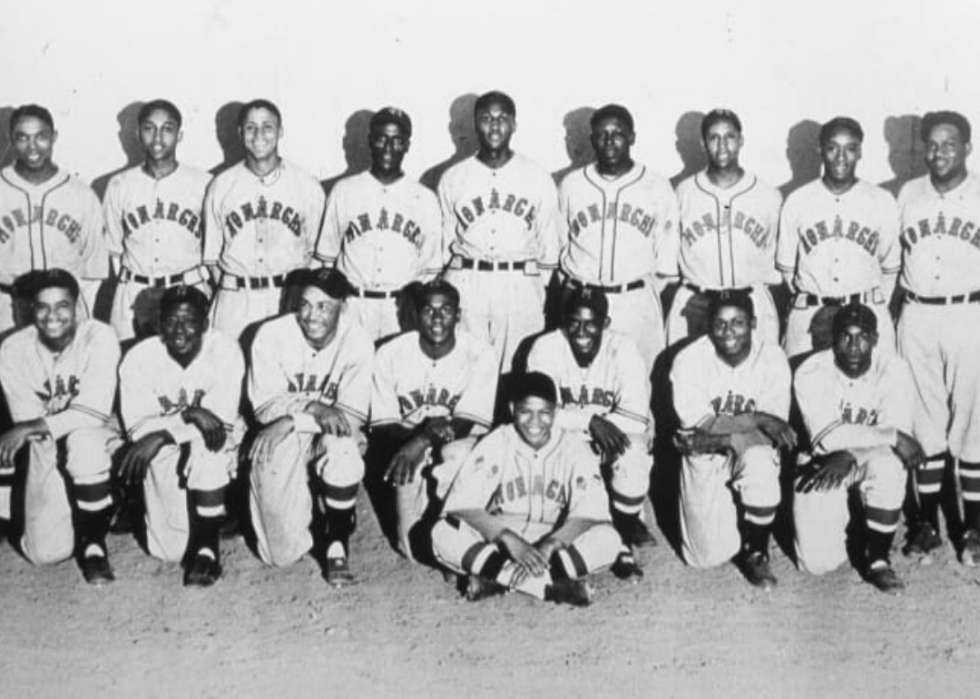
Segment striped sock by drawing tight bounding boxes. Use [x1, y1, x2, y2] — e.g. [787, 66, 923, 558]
[960, 461, 980, 531]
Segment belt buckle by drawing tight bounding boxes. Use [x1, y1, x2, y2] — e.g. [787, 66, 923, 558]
[952, 294, 965, 304]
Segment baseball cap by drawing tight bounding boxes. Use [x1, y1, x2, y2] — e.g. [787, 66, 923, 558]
[706, 289, 754, 321]
[832, 303, 877, 337]
[370, 107, 412, 138]
[512, 371, 557, 405]
[160, 284, 209, 318]
[293, 268, 353, 300]
[563, 285, 609, 320]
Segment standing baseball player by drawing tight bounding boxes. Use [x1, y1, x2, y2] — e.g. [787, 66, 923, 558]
[371, 279, 497, 561]
[0, 104, 108, 336]
[118, 286, 244, 586]
[526, 286, 652, 581]
[793, 303, 924, 593]
[670, 290, 795, 588]
[438, 90, 561, 372]
[0, 269, 119, 584]
[777, 116, 900, 358]
[558, 103, 679, 374]
[247, 268, 372, 586]
[204, 99, 325, 339]
[897, 111, 980, 565]
[431, 372, 620, 606]
[316, 108, 442, 342]
[104, 99, 211, 342]
[669, 109, 782, 347]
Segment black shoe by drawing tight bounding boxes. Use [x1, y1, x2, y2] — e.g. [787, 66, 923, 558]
[544, 579, 594, 607]
[632, 519, 657, 548]
[80, 551, 115, 586]
[903, 520, 942, 557]
[184, 553, 222, 588]
[741, 551, 777, 591]
[325, 556, 356, 588]
[464, 575, 507, 602]
[611, 551, 644, 583]
[960, 529, 980, 567]
[865, 560, 904, 595]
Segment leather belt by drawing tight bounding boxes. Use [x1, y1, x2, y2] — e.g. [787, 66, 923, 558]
[906, 290, 980, 305]
[683, 282, 754, 295]
[222, 273, 287, 290]
[459, 258, 527, 272]
[352, 286, 399, 299]
[802, 291, 872, 307]
[121, 267, 204, 288]
[570, 278, 645, 294]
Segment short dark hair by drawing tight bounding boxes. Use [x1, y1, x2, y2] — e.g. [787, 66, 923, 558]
[921, 110, 972, 145]
[10, 104, 55, 134]
[417, 279, 460, 308]
[701, 109, 742, 141]
[819, 116, 863, 148]
[706, 289, 755, 321]
[590, 104, 634, 134]
[13, 268, 79, 302]
[474, 91, 516, 119]
[370, 107, 412, 139]
[138, 99, 182, 129]
[159, 285, 209, 319]
[238, 99, 282, 129]
[512, 371, 557, 405]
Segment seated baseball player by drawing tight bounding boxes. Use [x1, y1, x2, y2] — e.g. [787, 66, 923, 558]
[247, 268, 372, 587]
[370, 279, 497, 562]
[117, 286, 245, 587]
[526, 286, 653, 582]
[431, 372, 621, 607]
[792, 303, 924, 594]
[0, 269, 120, 584]
[670, 290, 796, 589]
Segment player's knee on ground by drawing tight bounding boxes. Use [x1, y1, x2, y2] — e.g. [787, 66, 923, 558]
[609, 440, 652, 515]
[793, 484, 850, 575]
[679, 456, 742, 569]
[63, 428, 115, 483]
[249, 434, 315, 568]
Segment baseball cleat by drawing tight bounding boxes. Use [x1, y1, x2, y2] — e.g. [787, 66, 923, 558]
[545, 579, 594, 607]
[80, 552, 115, 586]
[960, 529, 980, 567]
[611, 552, 644, 583]
[184, 553, 222, 588]
[903, 521, 943, 557]
[464, 575, 507, 602]
[631, 520, 658, 549]
[325, 556, 356, 588]
[865, 560, 905, 595]
[741, 551, 777, 591]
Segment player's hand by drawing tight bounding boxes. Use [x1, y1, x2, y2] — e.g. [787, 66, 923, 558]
[118, 431, 173, 485]
[249, 416, 295, 468]
[535, 536, 564, 561]
[795, 451, 856, 493]
[0, 424, 37, 473]
[755, 414, 798, 451]
[894, 430, 926, 471]
[589, 415, 630, 460]
[384, 435, 430, 486]
[498, 530, 550, 585]
[304, 402, 351, 437]
[422, 417, 455, 446]
[182, 407, 227, 452]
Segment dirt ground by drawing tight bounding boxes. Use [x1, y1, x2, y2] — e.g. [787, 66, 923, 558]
[2, 486, 980, 699]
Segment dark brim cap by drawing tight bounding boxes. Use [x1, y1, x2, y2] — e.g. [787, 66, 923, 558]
[832, 302, 877, 337]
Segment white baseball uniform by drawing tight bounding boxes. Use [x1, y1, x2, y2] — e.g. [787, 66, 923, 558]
[248, 311, 372, 567]
[103, 163, 212, 340]
[669, 171, 782, 346]
[316, 171, 442, 341]
[439, 153, 561, 371]
[0, 166, 108, 334]
[0, 320, 120, 564]
[204, 160, 325, 338]
[793, 348, 913, 574]
[526, 328, 652, 516]
[777, 179, 900, 356]
[119, 329, 245, 562]
[558, 163, 680, 374]
[670, 335, 790, 569]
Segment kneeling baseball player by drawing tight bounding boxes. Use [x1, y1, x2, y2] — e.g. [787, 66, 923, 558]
[793, 303, 924, 594]
[118, 286, 245, 587]
[431, 372, 620, 607]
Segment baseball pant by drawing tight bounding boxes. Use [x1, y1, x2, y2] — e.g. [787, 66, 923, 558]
[679, 444, 781, 569]
[793, 446, 905, 575]
[345, 296, 401, 343]
[899, 301, 980, 462]
[602, 436, 652, 517]
[785, 296, 895, 359]
[111, 275, 211, 342]
[211, 286, 284, 340]
[249, 432, 363, 567]
[666, 284, 779, 349]
[20, 426, 118, 565]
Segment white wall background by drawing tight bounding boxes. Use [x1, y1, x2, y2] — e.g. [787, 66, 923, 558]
[1, 0, 978, 196]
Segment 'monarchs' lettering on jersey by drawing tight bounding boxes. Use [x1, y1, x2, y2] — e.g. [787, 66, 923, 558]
[455, 189, 536, 232]
[0, 205, 83, 244]
[396, 387, 462, 416]
[344, 207, 422, 248]
[841, 402, 880, 426]
[680, 209, 770, 249]
[900, 212, 980, 251]
[567, 201, 654, 238]
[558, 385, 616, 410]
[157, 387, 206, 415]
[711, 390, 757, 416]
[488, 474, 569, 511]
[36, 375, 81, 415]
[225, 197, 302, 237]
[287, 372, 339, 402]
[121, 199, 202, 239]
[798, 215, 879, 256]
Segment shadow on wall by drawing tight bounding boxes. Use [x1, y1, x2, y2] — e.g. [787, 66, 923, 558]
[210, 101, 246, 177]
[320, 109, 374, 199]
[0, 107, 14, 169]
[881, 114, 927, 197]
[552, 106, 596, 185]
[420, 93, 479, 192]
[669, 111, 707, 189]
[778, 119, 822, 200]
[91, 101, 144, 200]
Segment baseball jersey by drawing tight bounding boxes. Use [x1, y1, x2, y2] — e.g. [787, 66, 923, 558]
[315, 171, 442, 290]
[671, 335, 791, 429]
[119, 329, 244, 443]
[558, 163, 679, 285]
[676, 171, 781, 288]
[0, 319, 119, 438]
[776, 179, 900, 295]
[371, 330, 496, 430]
[443, 424, 610, 527]
[438, 153, 561, 268]
[0, 166, 108, 286]
[103, 163, 211, 277]
[898, 172, 980, 296]
[526, 328, 650, 435]
[248, 311, 373, 429]
[794, 348, 914, 454]
[204, 160, 325, 277]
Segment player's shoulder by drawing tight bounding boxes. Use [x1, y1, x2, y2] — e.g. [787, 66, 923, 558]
[76, 319, 120, 354]
[336, 312, 375, 353]
[329, 170, 372, 198]
[121, 333, 164, 368]
[857, 179, 898, 206]
[454, 329, 495, 362]
[281, 159, 324, 190]
[375, 330, 420, 361]
[203, 327, 244, 361]
[603, 328, 643, 360]
[253, 312, 297, 344]
[0, 324, 38, 358]
[753, 337, 790, 370]
[873, 348, 913, 383]
[632, 162, 673, 190]
[897, 173, 938, 203]
[793, 348, 835, 385]
[175, 162, 213, 189]
[207, 161, 247, 191]
[529, 328, 566, 354]
[782, 178, 825, 208]
[741, 171, 782, 204]
[674, 334, 715, 366]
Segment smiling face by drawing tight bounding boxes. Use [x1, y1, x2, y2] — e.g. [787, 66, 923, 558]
[562, 304, 608, 367]
[160, 301, 207, 367]
[417, 290, 459, 353]
[139, 107, 182, 165]
[708, 304, 754, 366]
[240, 106, 282, 161]
[591, 114, 635, 173]
[297, 285, 343, 349]
[12, 115, 57, 176]
[832, 322, 876, 378]
[33, 285, 77, 352]
[821, 129, 862, 190]
[924, 122, 971, 189]
[512, 395, 556, 450]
